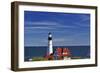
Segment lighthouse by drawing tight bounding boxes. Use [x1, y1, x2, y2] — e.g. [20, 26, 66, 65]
[48, 32, 53, 55]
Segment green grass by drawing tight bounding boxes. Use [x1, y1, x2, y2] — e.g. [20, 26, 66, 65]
[71, 56, 90, 59]
[31, 56, 90, 61]
[32, 57, 47, 61]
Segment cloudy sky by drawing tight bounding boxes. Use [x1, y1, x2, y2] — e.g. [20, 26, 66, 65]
[24, 11, 90, 46]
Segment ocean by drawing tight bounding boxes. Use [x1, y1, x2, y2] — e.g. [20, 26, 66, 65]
[24, 46, 90, 61]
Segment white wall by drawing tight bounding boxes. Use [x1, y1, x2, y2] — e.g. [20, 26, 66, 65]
[0, 0, 100, 73]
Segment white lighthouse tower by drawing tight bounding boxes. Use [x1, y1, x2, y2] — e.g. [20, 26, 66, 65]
[48, 32, 53, 55]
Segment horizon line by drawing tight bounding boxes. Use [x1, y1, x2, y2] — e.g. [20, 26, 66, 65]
[24, 45, 90, 47]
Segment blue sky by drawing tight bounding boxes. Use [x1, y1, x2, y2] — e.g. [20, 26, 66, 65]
[24, 11, 90, 46]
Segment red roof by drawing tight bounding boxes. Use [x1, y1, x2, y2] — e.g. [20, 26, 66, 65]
[57, 48, 62, 52]
[62, 48, 71, 56]
[56, 48, 71, 56]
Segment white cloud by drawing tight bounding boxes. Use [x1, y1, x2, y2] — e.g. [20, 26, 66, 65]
[25, 21, 60, 26]
[74, 15, 90, 27]
[25, 26, 54, 29]
[25, 21, 78, 30]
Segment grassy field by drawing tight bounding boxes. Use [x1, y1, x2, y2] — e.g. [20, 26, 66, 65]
[31, 56, 90, 61]
[32, 57, 47, 61]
